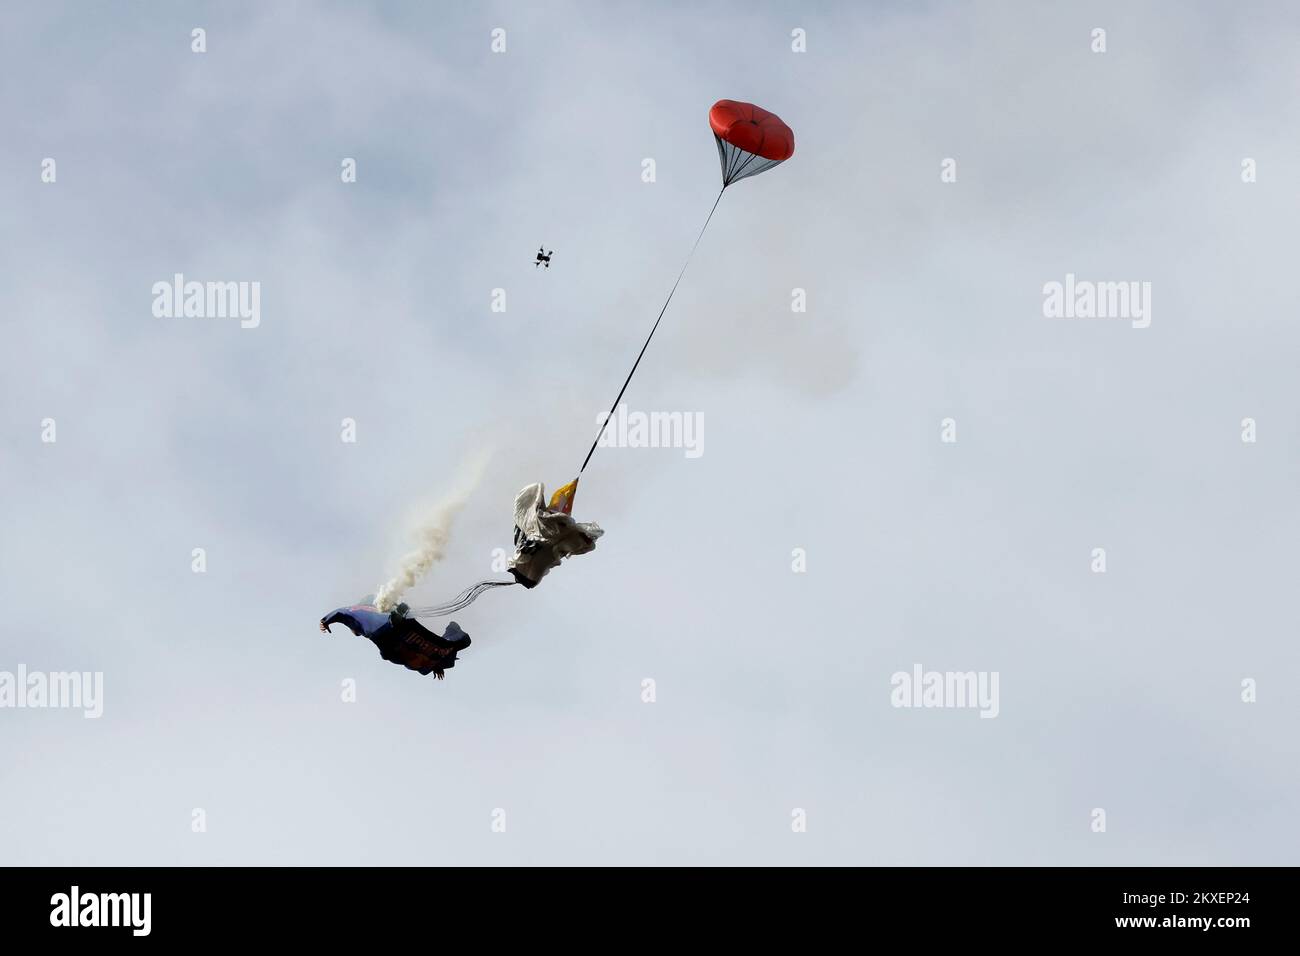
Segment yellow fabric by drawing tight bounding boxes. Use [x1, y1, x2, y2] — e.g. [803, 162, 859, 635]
[548, 478, 579, 515]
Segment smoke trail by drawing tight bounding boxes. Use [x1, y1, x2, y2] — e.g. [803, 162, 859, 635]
[374, 452, 490, 612]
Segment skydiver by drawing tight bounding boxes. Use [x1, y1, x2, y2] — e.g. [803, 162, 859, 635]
[320, 601, 471, 678]
[507, 481, 603, 588]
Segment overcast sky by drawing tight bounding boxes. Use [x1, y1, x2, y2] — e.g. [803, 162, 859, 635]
[2, 1, 1297, 865]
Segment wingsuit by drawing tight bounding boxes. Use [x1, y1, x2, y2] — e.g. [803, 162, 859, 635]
[320, 602, 470, 678]
[507, 481, 604, 588]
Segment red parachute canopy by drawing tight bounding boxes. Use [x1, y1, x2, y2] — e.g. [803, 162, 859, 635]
[709, 99, 795, 186]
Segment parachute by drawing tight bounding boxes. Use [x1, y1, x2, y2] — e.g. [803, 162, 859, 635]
[709, 99, 796, 186]
[577, 99, 794, 477]
[507, 482, 604, 589]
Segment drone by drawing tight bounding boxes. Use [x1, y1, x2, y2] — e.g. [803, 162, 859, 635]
[535, 247, 553, 268]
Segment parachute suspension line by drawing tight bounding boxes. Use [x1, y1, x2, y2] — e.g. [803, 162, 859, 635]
[578, 186, 726, 476]
[410, 580, 517, 618]
[716, 136, 782, 187]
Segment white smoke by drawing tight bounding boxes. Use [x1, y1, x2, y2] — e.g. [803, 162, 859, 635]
[374, 452, 490, 612]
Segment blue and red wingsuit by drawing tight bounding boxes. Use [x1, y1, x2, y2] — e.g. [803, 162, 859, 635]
[320, 602, 470, 679]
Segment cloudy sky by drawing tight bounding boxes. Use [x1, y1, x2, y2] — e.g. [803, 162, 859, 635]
[2, 1, 1297, 865]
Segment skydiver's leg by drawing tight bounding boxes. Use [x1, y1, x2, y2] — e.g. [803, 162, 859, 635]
[415, 617, 472, 652]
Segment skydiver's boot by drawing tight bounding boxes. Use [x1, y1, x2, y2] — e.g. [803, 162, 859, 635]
[442, 621, 472, 651]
